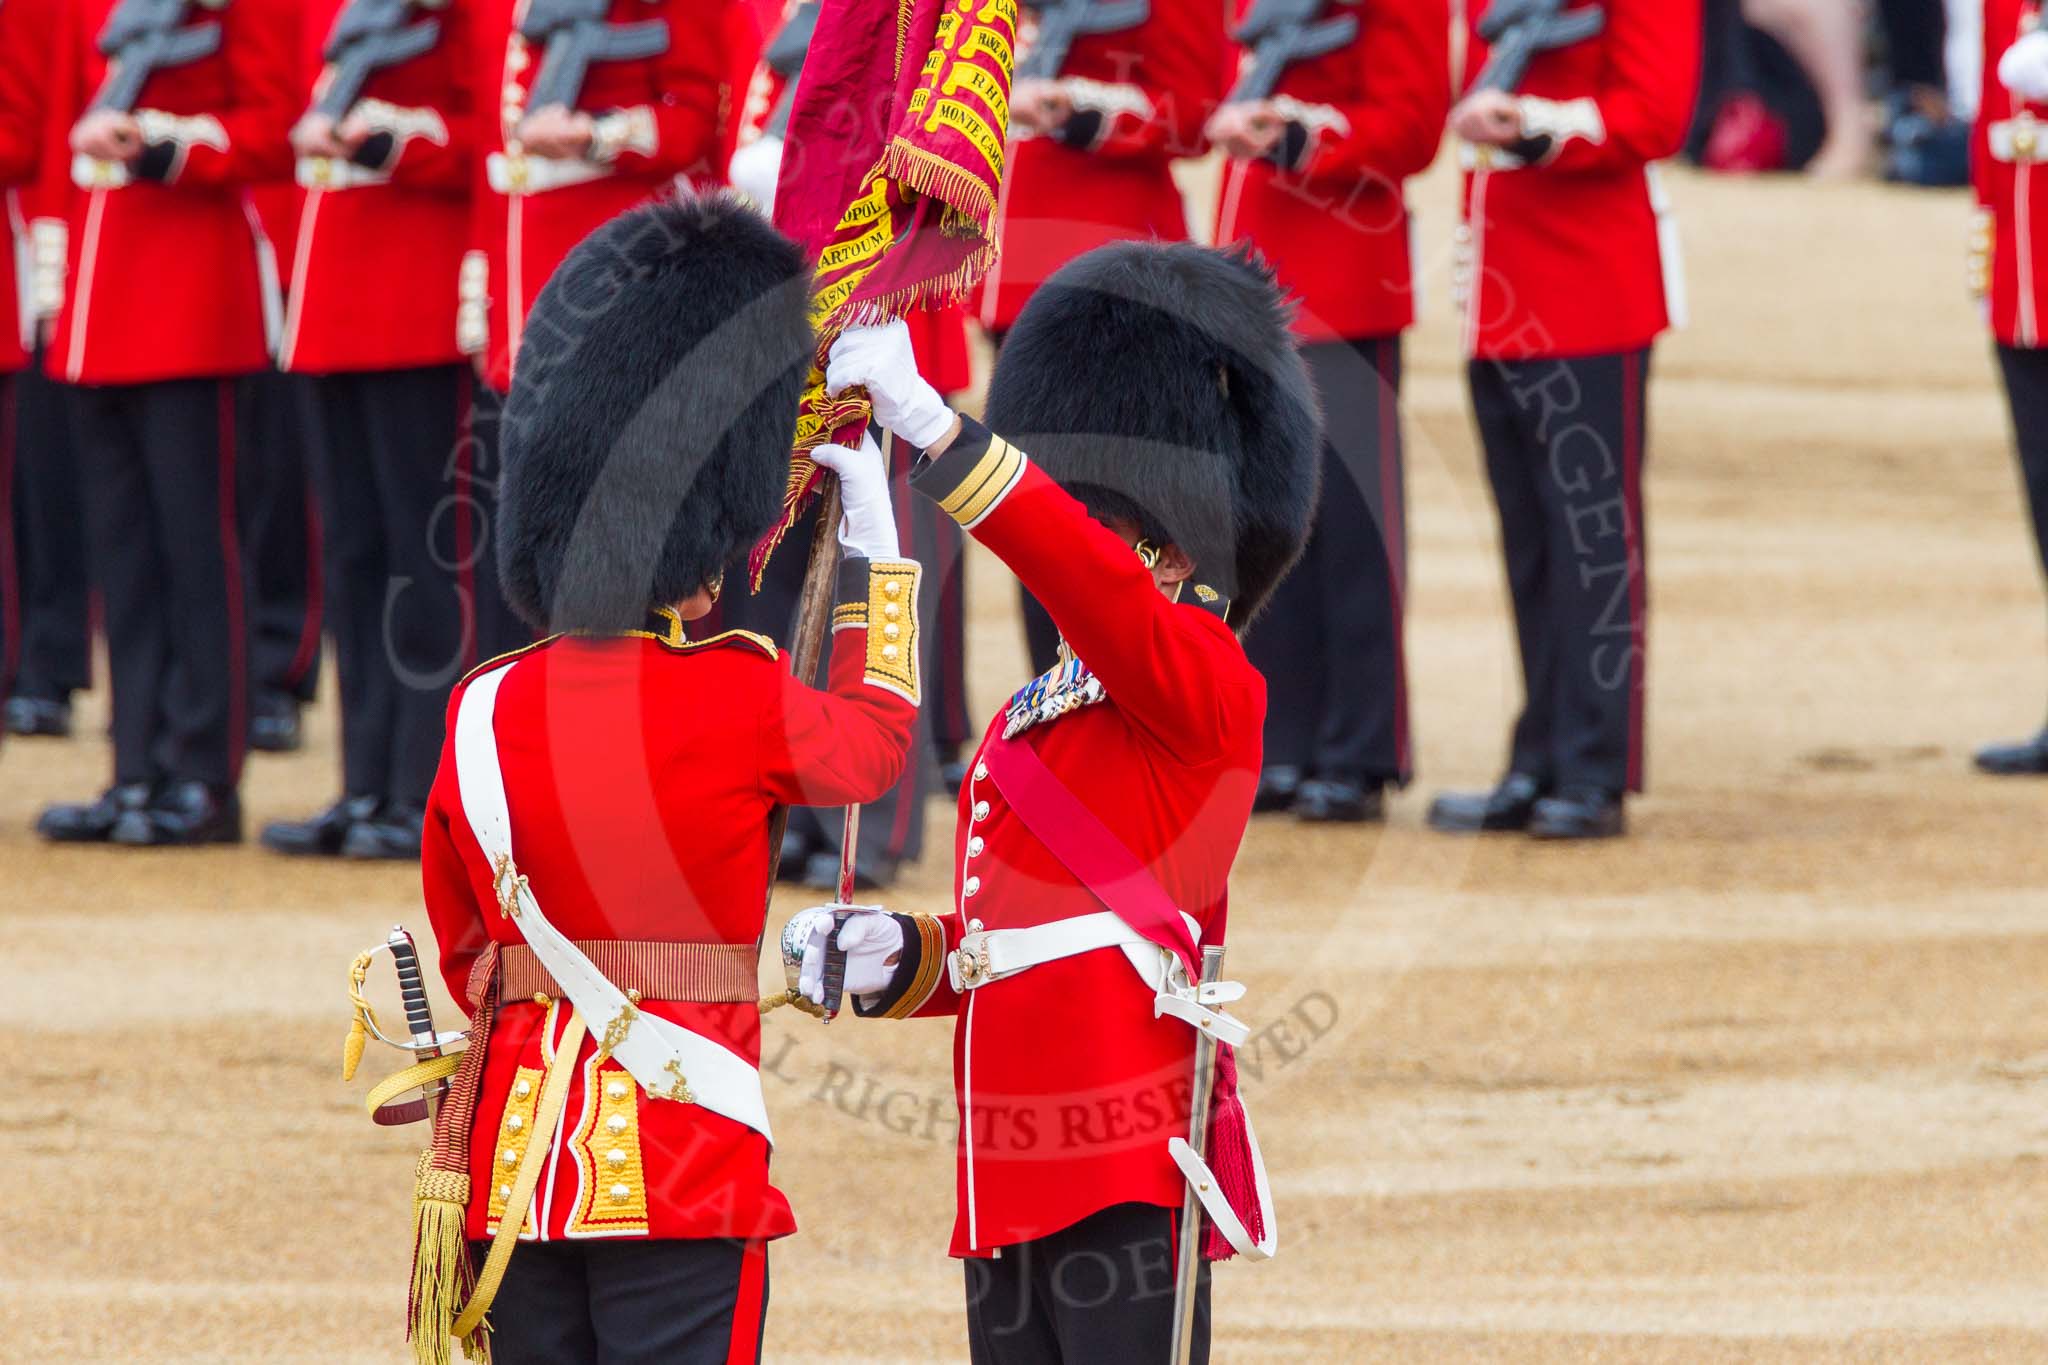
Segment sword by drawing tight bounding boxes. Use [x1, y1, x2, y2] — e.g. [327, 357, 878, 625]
[345, 925, 465, 1125]
[1169, 944, 1227, 1365]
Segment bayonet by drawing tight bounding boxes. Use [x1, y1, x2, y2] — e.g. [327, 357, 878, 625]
[1471, 0, 1605, 95]
[1225, 0, 1357, 105]
[1017, 0, 1150, 83]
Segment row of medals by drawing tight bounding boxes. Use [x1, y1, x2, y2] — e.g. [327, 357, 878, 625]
[1003, 641, 1106, 739]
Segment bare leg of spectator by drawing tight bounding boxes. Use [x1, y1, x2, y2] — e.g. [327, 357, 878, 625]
[1745, 0, 1874, 177]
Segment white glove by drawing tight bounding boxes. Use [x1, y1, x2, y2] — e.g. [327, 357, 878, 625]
[792, 906, 906, 1006]
[727, 135, 783, 216]
[2003, 31, 2048, 103]
[826, 320, 956, 451]
[808, 433, 900, 560]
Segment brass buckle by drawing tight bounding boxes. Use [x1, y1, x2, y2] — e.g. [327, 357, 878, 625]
[955, 939, 992, 987]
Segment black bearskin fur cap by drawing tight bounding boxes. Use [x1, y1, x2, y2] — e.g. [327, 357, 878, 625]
[984, 240, 1321, 624]
[497, 193, 814, 633]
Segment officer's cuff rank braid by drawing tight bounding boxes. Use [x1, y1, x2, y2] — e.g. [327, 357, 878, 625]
[859, 560, 923, 704]
[853, 913, 946, 1019]
[832, 555, 872, 632]
[911, 416, 1028, 529]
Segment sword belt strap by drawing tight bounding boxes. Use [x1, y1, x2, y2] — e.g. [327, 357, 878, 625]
[497, 941, 759, 1006]
[452, 1009, 590, 1342]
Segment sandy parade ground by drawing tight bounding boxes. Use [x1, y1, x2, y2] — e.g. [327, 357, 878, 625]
[3, 156, 2048, 1362]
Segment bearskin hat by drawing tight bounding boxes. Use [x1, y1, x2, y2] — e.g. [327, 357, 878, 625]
[984, 240, 1321, 624]
[497, 192, 814, 633]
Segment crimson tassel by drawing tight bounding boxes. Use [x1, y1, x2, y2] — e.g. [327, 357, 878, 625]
[1201, 1045, 1264, 1261]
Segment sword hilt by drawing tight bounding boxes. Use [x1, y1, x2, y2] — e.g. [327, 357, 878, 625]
[387, 925, 440, 1052]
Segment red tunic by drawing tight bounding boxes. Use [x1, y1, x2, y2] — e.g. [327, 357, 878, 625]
[1457, 0, 1699, 360]
[48, 0, 298, 386]
[280, 0, 474, 374]
[978, 0, 1224, 333]
[469, 0, 732, 393]
[0, 0, 58, 373]
[1977, 0, 2048, 347]
[1212, 0, 1450, 343]
[887, 421, 1263, 1256]
[422, 580, 921, 1242]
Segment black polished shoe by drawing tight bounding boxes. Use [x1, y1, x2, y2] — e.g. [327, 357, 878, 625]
[803, 849, 898, 893]
[36, 783, 153, 843]
[4, 695, 73, 738]
[262, 794, 379, 856]
[248, 692, 303, 753]
[114, 780, 243, 846]
[1426, 773, 1548, 834]
[344, 802, 425, 860]
[1253, 764, 1304, 813]
[1974, 729, 2048, 775]
[1527, 786, 1626, 840]
[1295, 777, 1385, 823]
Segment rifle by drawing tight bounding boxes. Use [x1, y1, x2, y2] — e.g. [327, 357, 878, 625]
[311, 0, 444, 122]
[1016, 0, 1149, 82]
[762, 1, 820, 139]
[90, 0, 222, 114]
[1471, 0, 1605, 95]
[520, 0, 671, 114]
[1225, 0, 1357, 105]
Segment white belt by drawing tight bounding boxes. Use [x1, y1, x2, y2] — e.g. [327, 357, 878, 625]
[949, 909, 1250, 1047]
[1991, 117, 2048, 164]
[487, 150, 608, 194]
[296, 156, 392, 190]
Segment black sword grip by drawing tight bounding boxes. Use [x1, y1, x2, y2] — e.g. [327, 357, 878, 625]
[819, 910, 852, 1020]
[390, 935, 438, 1045]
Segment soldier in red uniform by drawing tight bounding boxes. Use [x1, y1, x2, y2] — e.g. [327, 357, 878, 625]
[260, 0, 480, 859]
[1207, 0, 1449, 824]
[36, 0, 298, 845]
[1971, 0, 2048, 774]
[809, 242, 1319, 1363]
[413, 195, 921, 1365]
[724, 0, 975, 888]
[1425, 0, 1699, 840]
[988, 0, 1226, 675]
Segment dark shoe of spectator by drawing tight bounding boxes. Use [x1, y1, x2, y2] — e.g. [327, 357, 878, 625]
[1253, 764, 1304, 813]
[1975, 729, 2048, 776]
[37, 782, 152, 842]
[778, 824, 821, 883]
[1426, 773, 1548, 834]
[4, 695, 73, 738]
[344, 802, 426, 860]
[263, 794, 381, 857]
[249, 691, 303, 753]
[1294, 776, 1384, 824]
[1883, 86, 1970, 188]
[803, 849, 897, 893]
[114, 780, 242, 846]
[1527, 787, 1626, 841]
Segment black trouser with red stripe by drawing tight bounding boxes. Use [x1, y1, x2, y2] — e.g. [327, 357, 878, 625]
[238, 369, 322, 707]
[965, 1202, 1209, 1365]
[1468, 349, 1651, 796]
[1244, 336, 1412, 788]
[7, 353, 92, 704]
[475, 1236, 769, 1365]
[299, 364, 472, 809]
[71, 378, 249, 789]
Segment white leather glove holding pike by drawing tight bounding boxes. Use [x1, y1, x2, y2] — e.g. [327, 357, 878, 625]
[809, 433, 900, 561]
[826, 320, 957, 451]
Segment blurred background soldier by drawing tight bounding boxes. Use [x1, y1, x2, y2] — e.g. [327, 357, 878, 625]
[1208, 0, 1450, 824]
[36, 0, 298, 846]
[262, 0, 478, 858]
[1427, 0, 1701, 841]
[0, 0, 61, 734]
[1971, 0, 2048, 774]
[985, 0, 1225, 676]
[725, 0, 974, 889]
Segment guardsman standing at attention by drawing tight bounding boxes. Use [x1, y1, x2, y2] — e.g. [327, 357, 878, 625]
[1208, 0, 1449, 824]
[37, 0, 298, 846]
[803, 242, 1318, 1362]
[1426, 0, 1699, 841]
[262, 0, 479, 859]
[467, 0, 733, 393]
[1970, 0, 2048, 775]
[409, 195, 920, 1365]
[986, 0, 1227, 675]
